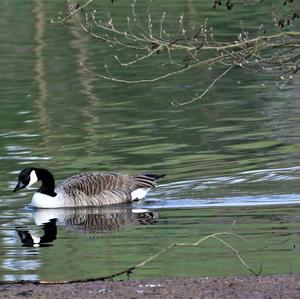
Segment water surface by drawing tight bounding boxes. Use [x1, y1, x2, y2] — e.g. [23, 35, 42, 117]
[1, 0, 300, 281]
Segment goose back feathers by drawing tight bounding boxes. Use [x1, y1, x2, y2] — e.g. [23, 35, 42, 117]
[55, 172, 163, 206]
[13, 168, 165, 208]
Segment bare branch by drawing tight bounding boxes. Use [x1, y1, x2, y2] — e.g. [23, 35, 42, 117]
[59, 0, 300, 104]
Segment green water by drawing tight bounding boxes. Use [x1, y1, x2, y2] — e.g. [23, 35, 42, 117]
[1, 0, 300, 281]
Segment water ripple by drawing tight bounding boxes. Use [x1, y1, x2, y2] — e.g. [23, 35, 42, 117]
[139, 194, 300, 209]
[148, 166, 300, 207]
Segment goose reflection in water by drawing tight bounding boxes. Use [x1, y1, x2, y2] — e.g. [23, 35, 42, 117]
[16, 218, 57, 247]
[16, 207, 158, 247]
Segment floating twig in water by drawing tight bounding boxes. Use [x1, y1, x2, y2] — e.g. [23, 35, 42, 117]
[0, 231, 261, 284]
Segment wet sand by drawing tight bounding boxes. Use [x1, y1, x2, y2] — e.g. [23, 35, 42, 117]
[0, 274, 299, 299]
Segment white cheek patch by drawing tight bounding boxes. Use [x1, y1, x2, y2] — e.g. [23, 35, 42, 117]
[28, 170, 38, 187]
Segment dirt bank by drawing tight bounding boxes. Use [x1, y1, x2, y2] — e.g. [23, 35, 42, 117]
[1, 274, 299, 299]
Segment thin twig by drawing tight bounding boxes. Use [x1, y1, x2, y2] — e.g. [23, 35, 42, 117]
[172, 65, 234, 106]
[57, 0, 94, 24]
[80, 60, 200, 83]
[114, 44, 164, 66]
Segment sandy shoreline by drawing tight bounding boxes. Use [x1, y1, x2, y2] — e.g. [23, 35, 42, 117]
[0, 274, 299, 298]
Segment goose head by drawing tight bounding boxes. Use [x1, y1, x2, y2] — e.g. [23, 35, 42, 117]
[13, 167, 38, 192]
[13, 167, 56, 197]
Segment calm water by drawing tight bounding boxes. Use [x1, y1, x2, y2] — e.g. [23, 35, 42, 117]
[1, 0, 300, 281]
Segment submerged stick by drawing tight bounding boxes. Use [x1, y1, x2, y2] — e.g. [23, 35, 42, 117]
[135, 231, 261, 276]
[0, 232, 261, 284]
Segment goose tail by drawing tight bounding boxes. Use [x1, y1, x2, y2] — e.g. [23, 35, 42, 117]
[143, 173, 166, 180]
[131, 173, 165, 200]
[133, 173, 166, 188]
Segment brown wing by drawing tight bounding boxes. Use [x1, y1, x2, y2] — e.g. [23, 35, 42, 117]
[55, 172, 165, 206]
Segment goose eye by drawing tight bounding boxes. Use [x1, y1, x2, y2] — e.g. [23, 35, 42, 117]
[20, 175, 30, 184]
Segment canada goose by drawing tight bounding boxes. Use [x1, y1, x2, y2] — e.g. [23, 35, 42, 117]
[13, 167, 165, 208]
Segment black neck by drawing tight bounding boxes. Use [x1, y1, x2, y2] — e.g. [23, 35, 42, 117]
[35, 168, 57, 197]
